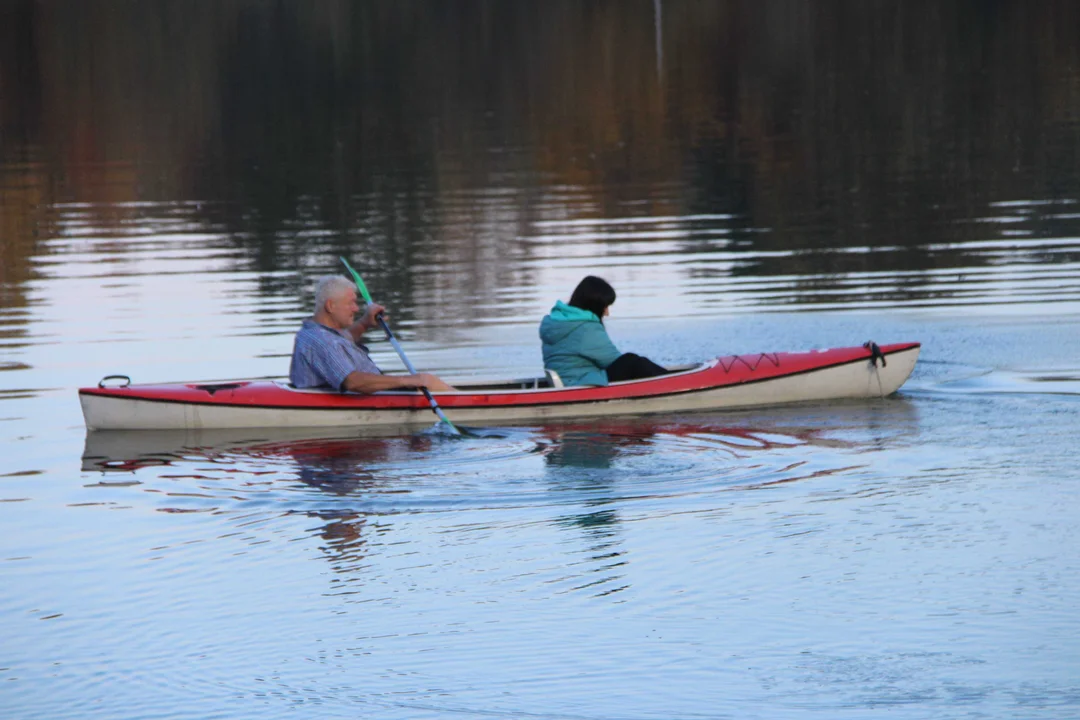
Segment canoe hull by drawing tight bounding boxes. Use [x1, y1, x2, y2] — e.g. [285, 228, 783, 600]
[79, 343, 920, 431]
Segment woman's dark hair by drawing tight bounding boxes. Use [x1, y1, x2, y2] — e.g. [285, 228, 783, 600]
[568, 276, 616, 322]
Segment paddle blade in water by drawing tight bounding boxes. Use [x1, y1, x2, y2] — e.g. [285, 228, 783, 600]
[417, 422, 506, 439]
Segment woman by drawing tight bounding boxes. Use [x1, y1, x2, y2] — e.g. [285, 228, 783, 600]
[539, 276, 670, 386]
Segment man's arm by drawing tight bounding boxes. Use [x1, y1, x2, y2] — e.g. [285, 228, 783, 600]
[347, 303, 386, 343]
[342, 371, 455, 394]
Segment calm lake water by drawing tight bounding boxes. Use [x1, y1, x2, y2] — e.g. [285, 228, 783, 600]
[3, 3, 1080, 719]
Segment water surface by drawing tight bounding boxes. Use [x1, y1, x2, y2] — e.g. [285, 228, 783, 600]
[2, 3, 1080, 719]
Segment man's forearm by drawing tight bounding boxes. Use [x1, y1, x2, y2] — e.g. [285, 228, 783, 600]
[342, 371, 416, 394]
[342, 371, 454, 394]
[347, 319, 376, 343]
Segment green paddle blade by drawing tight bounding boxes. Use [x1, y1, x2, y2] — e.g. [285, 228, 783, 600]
[339, 257, 373, 305]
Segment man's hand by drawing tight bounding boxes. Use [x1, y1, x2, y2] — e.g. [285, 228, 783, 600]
[348, 303, 387, 341]
[359, 302, 387, 331]
[406, 373, 455, 392]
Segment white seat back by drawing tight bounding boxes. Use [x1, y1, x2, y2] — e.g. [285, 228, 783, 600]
[544, 368, 564, 388]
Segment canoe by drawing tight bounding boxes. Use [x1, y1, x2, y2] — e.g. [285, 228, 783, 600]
[79, 342, 920, 431]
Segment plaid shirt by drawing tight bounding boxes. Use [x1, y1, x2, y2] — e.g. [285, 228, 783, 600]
[289, 318, 381, 390]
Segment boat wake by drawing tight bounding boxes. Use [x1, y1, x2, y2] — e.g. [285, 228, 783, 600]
[929, 368, 1080, 397]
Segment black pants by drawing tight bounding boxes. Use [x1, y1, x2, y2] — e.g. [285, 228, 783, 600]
[606, 353, 669, 383]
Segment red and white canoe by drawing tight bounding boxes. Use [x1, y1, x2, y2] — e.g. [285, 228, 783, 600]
[79, 342, 921, 431]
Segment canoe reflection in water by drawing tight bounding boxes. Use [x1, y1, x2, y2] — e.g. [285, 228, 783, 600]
[537, 401, 916, 487]
[80, 399, 917, 573]
[81, 427, 437, 565]
[81, 399, 919, 484]
[82, 426, 422, 476]
[532, 400, 919, 597]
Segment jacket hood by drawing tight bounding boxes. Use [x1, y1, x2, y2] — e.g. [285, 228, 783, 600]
[539, 301, 600, 344]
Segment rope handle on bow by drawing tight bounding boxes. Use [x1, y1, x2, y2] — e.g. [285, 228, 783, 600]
[863, 341, 887, 368]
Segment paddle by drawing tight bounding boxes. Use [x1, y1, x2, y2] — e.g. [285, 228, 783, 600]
[339, 257, 462, 435]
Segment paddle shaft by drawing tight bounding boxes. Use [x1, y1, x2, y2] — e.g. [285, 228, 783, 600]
[339, 256, 460, 433]
[374, 314, 457, 429]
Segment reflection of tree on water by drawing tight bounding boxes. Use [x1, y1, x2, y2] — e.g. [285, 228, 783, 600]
[6, 2, 1080, 326]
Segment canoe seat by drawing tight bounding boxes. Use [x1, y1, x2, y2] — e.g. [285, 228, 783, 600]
[544, 368, 564, 388]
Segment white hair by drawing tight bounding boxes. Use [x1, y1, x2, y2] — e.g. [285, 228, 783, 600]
[313, 275, 357, 312]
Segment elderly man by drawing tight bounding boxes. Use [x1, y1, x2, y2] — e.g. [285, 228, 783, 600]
[290, 275, 454, 393]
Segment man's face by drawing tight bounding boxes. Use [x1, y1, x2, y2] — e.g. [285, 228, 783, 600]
[326, 288, 359, 329]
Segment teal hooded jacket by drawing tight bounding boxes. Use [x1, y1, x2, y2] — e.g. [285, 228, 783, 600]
[539, 300, 622, 386]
